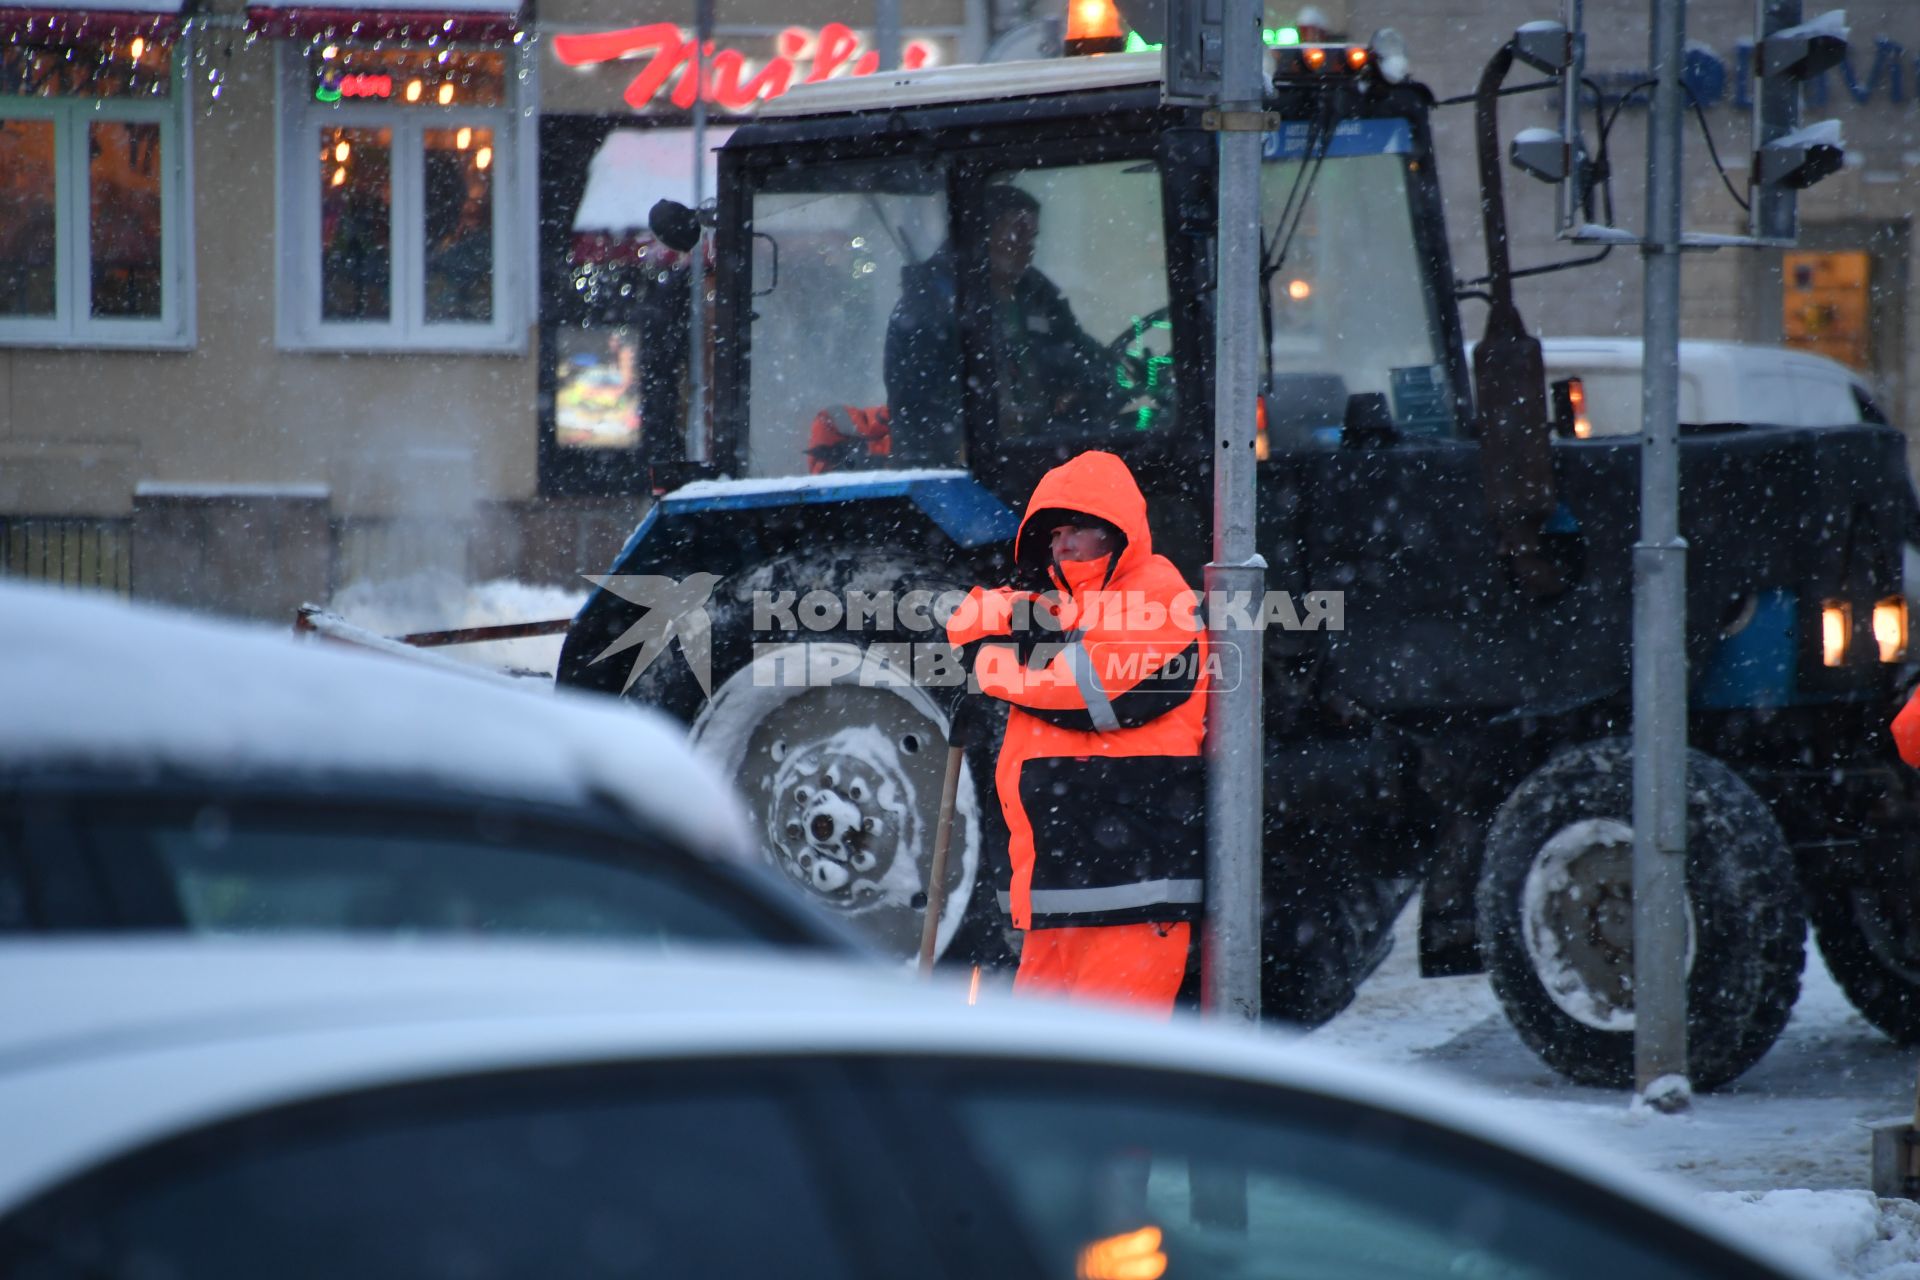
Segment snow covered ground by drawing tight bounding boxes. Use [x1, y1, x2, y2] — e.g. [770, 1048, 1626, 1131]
[1316, 904, 1920, 1277]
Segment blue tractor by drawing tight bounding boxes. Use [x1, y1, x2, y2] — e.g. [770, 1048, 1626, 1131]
[557, 39, 1918, 1089]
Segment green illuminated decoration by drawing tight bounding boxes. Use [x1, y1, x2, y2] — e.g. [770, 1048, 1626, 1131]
[1122, 26, 1299, 54]
[1116, 313, 1174, 431]
[314, 85, 343, 102]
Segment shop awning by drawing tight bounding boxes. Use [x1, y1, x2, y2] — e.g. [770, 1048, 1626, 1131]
[572, 127, 735, 235]
[0, 0, 183, 38]
[245, 0, 521, 43]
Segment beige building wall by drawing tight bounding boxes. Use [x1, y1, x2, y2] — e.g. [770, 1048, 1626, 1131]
[1, 0, 971, 614]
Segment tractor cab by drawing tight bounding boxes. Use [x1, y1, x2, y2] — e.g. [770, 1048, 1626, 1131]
[684, 48, 1469, 574]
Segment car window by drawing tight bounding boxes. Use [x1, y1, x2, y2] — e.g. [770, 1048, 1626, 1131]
[1563, 369, 1704, 435]
[1853, 383, 1889, 425]
[75, 801, 808, 948]
[0, 1065, 888, 1280]
[899, 1064, 1758, 1280]
[1796, 372, 1861, 425]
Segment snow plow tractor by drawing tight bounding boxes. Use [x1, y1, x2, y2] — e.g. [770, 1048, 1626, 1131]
[556, 40, 1920, 1090]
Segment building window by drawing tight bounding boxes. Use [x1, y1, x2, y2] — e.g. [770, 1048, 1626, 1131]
[0, 33, 192, 348]
[276, 42, 523, 351]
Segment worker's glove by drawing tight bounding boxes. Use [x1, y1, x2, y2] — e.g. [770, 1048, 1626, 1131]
[944, 688, 1001, 751]
[945, 585, 1021, 648]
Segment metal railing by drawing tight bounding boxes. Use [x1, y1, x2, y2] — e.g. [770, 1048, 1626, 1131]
[0, 517, 132, 595]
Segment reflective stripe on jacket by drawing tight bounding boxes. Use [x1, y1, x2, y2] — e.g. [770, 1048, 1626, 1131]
[948, 450, 1208, 930]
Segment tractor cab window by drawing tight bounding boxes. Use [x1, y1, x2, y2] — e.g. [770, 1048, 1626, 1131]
[746, 157, 951, 477]
[1259, 118, 1456, 444]
[976, 159, 1173, 443]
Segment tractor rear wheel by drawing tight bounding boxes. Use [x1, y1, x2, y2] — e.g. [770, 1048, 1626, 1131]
[622, 547, 1012, 969]
[1476, 739, 1804, 1090]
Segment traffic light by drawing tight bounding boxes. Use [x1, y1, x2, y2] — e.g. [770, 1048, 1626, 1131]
[1497, 17, 1590, 235]
[1750, 2, 1848, 241]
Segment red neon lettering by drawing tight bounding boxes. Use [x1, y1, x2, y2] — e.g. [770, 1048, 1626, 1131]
[552, 22, 940, 111]
[339, 73, 393, 98]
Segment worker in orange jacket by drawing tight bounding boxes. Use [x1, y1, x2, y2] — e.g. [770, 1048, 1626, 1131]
[1893, 684, 1920, 767]
[946, 450, 1208, 1015]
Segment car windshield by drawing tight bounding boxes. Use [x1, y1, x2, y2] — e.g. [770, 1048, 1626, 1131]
[1259, 118, 1456, 442]
[943, 1067, 1742, 1280]
[55, 799, 812, 948]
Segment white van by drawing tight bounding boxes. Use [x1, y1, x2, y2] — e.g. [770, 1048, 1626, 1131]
[1534, 337, 1886, 436]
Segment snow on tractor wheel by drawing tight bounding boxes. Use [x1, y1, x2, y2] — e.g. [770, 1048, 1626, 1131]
[621, 548, 1012, 969]
[1475, 739, 1804, 1091]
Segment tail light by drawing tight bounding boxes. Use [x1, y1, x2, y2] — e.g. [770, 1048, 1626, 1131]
[1874, 596, 1908, 663]
[1821, 601, 1851, 667]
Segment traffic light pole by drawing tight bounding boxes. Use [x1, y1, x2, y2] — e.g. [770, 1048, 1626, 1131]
[1633, 0, 1691, 1105]
[1201, 0, 1266, 1026]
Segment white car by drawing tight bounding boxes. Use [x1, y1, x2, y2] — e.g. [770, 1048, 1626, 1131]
[1534, 337, 1885, 437]
[0, 582, 862, 956]
[0, 939, 1807, 1280]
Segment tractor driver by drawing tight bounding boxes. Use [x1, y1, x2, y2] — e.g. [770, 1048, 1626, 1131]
[885, 184, 1135, 459]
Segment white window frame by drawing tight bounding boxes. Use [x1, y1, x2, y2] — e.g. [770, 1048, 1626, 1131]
[274, 42, 525, 353]
[0, 43, 195, 350]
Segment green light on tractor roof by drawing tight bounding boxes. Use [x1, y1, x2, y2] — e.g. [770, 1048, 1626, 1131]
[1122, 25, 1299, 53]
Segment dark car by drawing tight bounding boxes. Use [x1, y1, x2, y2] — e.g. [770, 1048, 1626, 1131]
[0, 583, 865, 956]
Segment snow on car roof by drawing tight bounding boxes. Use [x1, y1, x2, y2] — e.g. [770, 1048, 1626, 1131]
[0, 938, 1802, 1278]
[0, 583, 752, 860]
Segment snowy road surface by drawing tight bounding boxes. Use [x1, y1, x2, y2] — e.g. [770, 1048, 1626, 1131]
[1316, 902, 1920, 1277]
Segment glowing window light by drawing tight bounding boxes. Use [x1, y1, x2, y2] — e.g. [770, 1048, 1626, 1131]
[331, 166, 347, 187]
[334, 139, 350, 162]
[129, 36, 145, 59]
[437, 83, 455, 105]
[455, 126, 472, 149]
[321, 44, 338, 59]
[474, 145, 492, 170]
[406, 79, 424, 102]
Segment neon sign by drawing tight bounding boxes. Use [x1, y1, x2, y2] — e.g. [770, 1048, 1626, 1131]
[551, 23, 941, 113]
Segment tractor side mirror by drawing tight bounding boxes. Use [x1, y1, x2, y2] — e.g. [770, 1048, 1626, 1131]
[649, 199, 704, 253]
[1341, 392, 1398, 449]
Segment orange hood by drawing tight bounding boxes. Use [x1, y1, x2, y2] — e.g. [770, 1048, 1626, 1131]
[1014, 451, 1152, 584]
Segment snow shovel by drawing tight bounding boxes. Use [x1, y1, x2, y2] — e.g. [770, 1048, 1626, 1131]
[917, 694, 984, 976]
[1870, 1059, 1920, 1199]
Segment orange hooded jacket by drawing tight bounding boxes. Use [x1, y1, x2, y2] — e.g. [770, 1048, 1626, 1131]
[947, 451, 1209, 931]
[1893, 684, 1920, 767]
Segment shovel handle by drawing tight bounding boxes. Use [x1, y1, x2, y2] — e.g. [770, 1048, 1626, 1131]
[917, 743, 968, 976]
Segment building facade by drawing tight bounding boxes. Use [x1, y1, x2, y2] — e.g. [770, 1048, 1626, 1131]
[0, 0, 980, 616]
[4, 0, 1913, 617]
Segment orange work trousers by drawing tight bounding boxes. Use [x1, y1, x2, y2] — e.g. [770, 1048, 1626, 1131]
[1012, 922, 1191, 1017]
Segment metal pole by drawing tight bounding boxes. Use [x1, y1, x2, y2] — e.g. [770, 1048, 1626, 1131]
[1633, 0, 1691, 1105]
[686, 0, 713, 463]
[875, 0, 903, 72]
[1202, 0, 1265, 1026]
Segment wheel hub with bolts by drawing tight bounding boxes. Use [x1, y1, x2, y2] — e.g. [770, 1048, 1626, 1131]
[689, 643, 979, 962]
[766, 726, 913, 903]
[1522, 817, 1696, 1033]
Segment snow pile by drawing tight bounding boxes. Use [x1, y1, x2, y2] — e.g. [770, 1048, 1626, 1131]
[329, 572, 584, 676]
[1697, 1190, 1920, 1279]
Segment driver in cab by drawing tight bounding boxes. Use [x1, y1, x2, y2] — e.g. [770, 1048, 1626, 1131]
[885, 184, 1137, 452]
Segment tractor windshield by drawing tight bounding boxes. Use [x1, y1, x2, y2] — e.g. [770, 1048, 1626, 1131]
[1258, 118, 1456, 442]
[744, 157, 953, 478]
[743, 152, 1173, 478]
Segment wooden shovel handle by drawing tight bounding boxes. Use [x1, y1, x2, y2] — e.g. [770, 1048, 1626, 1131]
[917, 744, 967, 976]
